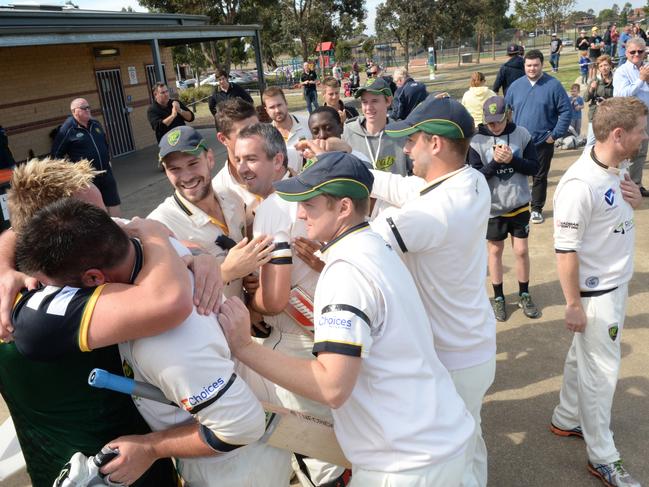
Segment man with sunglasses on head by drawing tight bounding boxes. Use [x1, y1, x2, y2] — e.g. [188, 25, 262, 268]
[613, 37, 649, 197]
[51, 97, 122, 216]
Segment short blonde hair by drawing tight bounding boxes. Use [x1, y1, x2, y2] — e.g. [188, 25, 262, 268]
[592, 97, 649, 142]
[8, 158, 100, 233]
[393, 67, 408, 82]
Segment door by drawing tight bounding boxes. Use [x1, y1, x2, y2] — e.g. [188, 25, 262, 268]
[146, 63, 167, 103]
[95, 69, 135, 157]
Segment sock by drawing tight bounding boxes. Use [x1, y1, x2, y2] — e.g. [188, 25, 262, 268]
[492, 283, 504, 300]
[519, 281, 529, 296]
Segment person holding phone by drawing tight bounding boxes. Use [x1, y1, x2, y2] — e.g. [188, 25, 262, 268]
[468, 96, 540, 322]
[584, 55, 614, 149]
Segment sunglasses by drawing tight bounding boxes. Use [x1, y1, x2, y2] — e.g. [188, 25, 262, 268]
[76, 105, 91, 111]
[628, 50, 645, 55]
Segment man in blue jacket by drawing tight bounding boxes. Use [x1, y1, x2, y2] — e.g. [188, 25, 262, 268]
[51, 98, 121, 216]
[505, 50, 571, 224]
[389, 67, 428, 120]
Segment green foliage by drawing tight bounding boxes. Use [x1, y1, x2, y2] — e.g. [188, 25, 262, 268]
[335, 40, 353, 63]
[178, 86, 213, 106]
[362, 38, 375, 58]
[514, 0, 576, 33]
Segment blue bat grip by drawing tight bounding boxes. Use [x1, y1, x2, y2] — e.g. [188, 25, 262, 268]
[88, 368, 134, 395]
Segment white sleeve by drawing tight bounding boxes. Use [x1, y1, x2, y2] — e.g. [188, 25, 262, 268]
[370, 170, 425, 207]
[133, 316, 266, 450]
[370, 202, 447, 255]
[312, 260, 384, 359]
[553, 179, 593, 252]
[253, 197, 294, 265]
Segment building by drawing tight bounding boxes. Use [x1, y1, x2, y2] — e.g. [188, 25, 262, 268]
[0, 5, 264, 162]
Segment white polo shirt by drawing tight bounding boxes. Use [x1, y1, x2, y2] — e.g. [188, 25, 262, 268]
[253, 191, 319, 335]
[553, 150, 635, 291]
[314, 223, 473, 472]
[148, 190, 246, 298]
[370, 166, 496, 371]
[274, 114, 311, 172]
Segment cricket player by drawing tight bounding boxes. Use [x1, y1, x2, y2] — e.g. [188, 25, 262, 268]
[369, 95, 496, 487]
[235, 122, 347, 486]
[219, 151, 474, 487]
[550, 97, 644, 487]
[13, 200, 293, 487]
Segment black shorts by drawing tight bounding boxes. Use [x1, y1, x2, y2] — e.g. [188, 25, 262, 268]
[94, 167, 121, 207]
[487, 210, 530, 241]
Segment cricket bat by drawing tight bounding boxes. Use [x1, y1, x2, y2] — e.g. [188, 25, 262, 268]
[88, 369, 350, 468]
[284, 286, 315, 336]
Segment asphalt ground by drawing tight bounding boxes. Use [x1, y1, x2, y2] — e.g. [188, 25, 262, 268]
[3, 123, 649, 486]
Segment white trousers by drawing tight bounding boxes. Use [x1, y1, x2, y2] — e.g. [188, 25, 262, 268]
[349, 451, 466, 487]
[552, 284, 627, 464]
[177, 441, 292, 487]
[448, 356, 496, 487]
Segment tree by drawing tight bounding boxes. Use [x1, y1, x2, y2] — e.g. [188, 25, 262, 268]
[335, 40, 353, 63]
[375, 0, 428, 66]
[362, 37, 375, 59]
[172, 45, 210, 81]
[514, 0, 576, 35]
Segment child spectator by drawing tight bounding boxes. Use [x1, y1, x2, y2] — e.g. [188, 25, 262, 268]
[579, 51, 590, 83]
[468, 96, 541, 322]
[569, 83, 584, 135]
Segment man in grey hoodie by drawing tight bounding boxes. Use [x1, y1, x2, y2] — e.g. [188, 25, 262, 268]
[342, 78, 409, 176]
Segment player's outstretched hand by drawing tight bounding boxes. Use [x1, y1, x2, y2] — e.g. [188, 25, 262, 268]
[185, 253, 223, 315]
[620, 173, 642, 209]
[221, 235, 274, 282]
[101, 436, 156, 487]
[0, 268, 37, 342]
[565, 304, 587, 333]
[219, 296, 253, 354]
[293, 237, 324, 273]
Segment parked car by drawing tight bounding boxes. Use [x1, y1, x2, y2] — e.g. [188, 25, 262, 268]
[176, 78, 197, 90]
[528, 32, 536, 38]
[562, 38, 573, 46]
[199, 73, 248, 86]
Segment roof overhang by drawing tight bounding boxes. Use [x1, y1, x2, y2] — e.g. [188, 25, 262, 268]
[0, 24, 262, 48]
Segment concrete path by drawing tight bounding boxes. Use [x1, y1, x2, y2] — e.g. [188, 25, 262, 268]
[3, 136, 649, 487]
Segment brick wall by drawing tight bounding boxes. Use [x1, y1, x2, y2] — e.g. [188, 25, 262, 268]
[0, 42, 176, 162]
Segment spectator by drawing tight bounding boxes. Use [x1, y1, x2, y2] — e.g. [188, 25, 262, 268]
[569, 83, 585, 136]
[208, 67, 253, 116]
[589, 27, 605, 80]
[390, 67, 428, 120]
[579, 50, 590, 84]
[505, 49, 571, 224]
[51, 98, 122, 216]
[610, 23, 619, 58]
[584, 54, 614, 148]
[549, 33, 563, 72]
[147, 82, 194, 143]
[468, 96, 540, 322]
[618, 25, 632, 66]
[633, 22, 647, 41]
[603, 24, 613, 56]
[576, 29, 590, 55]
[300, 61, 319, 113]
[613, 37, 649, 196]
[321, 76, 359, 123]
[332, 61, 343, 82]
[462, 72, 497, 126]
[493, 44, 525, 95]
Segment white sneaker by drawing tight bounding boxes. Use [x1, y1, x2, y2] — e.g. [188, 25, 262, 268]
[588, 460, 642, 487]
[530, 211, 544, 224]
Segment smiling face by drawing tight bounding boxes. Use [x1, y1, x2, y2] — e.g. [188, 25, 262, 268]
[162, 150, 215, 204]
[524, 58, 543, 81]
[360, 92, 390, 126]
[235, 135, 282, 197]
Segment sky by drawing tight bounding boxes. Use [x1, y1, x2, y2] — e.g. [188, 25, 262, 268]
[0, 0, 640, 35]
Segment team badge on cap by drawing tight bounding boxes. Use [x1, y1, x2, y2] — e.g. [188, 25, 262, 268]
[167, 129, 181, 146]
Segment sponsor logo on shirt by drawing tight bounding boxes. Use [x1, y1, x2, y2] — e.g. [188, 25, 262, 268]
[556, 220, 579, 230]
[319, 314, 352, 329]
[180, 377, 226, 412]
[375, 156, 395, 171]
[613, 219, 634, 235]
[608, 323, 619, 341]
[604, 188, 615, 206]
[585, 276, 599, 288]
[75, 132, 84, 139]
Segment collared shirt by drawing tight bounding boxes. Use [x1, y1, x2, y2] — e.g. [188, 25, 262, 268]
[212, 162, 263, 228]
[273, 114, 311, 171]
[147, 190, 246, 298]
[613, 61, 649, 108]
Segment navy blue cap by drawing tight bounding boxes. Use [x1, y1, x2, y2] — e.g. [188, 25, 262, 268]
[483, 96, 509, 124]
[385, 95, 475, 139]
[158, 126, 208, 161]
[274, 151, 373, 202]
